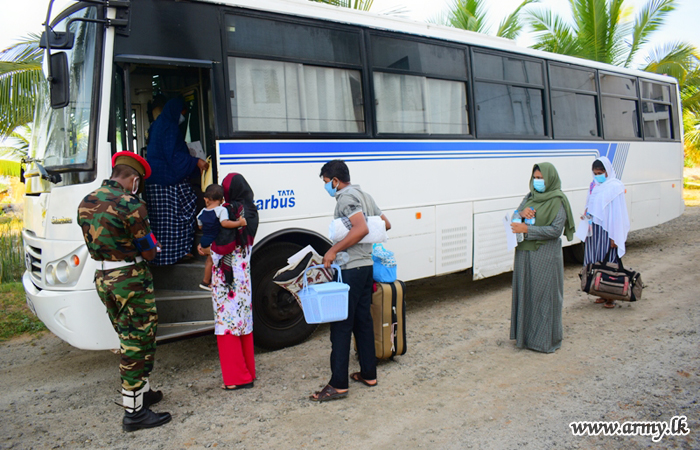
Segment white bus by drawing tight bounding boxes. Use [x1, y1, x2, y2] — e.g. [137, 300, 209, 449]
[22, 0, 684, 351]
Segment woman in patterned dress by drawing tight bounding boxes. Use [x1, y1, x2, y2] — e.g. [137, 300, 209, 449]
[510, 163, 575, 353]
[583, 156, 630, 309]
[209, 173, 259, 389]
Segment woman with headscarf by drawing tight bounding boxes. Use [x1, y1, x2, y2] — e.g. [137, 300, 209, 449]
[510, 163, 575, 353]
[144, 97, 208, 265]
[209, 173, 259, 390]
[583, 156, 630, 309]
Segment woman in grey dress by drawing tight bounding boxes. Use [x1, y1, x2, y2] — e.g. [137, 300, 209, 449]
[510, 163, 575, 353]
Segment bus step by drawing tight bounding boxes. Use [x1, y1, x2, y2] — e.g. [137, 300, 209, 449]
[150, 262, 206, 291]
[155, 289, 213, 325]
[156, 320, 214, 343]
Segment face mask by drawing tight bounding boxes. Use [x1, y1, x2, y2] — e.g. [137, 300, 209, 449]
[324, 179, 337, 197]
[594, 174, 607, 184]
[179, 114, 186, 125]
[131, 177, 140, 195]
[533, 179, 545, 193]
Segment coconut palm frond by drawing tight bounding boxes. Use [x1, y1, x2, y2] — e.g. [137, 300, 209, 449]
[496, 0, 540, 40]
[443, 0, 490, 34]
[684, 110, 700, 150]
[642, 41, 699, 83]
[527, 9, 579, 56]
[624, 0, 676, 68]
[0, 158, 22, 177]
[571, 0, 622, 64]
[427, 11, 452, 27]
[0, 34, 43, 139]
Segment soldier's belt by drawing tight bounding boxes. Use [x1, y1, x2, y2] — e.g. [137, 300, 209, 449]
[97, 256, 144, 271]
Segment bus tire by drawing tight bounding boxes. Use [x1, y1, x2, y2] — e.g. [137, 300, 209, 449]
[251, 242, 317, 350]
[566, 242, 585, 264]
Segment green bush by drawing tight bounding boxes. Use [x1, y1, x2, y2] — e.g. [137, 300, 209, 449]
[0, 282, 45, 340]
[0, 218, 25, 283]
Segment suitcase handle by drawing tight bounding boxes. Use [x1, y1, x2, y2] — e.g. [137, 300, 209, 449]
[302, 264, 342, 289]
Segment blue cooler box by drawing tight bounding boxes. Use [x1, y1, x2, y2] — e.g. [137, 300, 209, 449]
[298, 264, 349, 324]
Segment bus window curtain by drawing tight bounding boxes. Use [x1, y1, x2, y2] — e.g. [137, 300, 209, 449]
[230, 57, 364, 133]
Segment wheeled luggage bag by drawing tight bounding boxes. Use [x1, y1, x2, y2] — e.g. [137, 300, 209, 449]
[371, 281, 407, 359]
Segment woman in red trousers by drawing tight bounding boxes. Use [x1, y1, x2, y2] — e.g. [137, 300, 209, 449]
[208, 173, 258, 390]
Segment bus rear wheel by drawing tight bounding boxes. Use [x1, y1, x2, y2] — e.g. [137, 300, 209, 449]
[251, 242, 317, 350]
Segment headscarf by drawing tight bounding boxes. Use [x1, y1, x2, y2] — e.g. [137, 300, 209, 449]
[145, 98, 199, 186]
[585, 156, 630, 256]
[211, 173, 259, 256]
[519, 162, 575, 251]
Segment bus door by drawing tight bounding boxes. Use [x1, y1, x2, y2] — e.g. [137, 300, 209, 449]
[110, 57, 218, 342]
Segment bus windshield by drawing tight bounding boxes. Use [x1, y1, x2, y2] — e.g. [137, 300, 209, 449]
[31, 5, 100, 174]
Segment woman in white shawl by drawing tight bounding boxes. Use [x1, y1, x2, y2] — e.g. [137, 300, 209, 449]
[584, 156, 631, 308]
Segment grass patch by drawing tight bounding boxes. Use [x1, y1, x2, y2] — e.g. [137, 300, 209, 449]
[0, 282, 45, 341]
[0, 217, 24, 283]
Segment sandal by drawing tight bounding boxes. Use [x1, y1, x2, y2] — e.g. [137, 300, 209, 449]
[603, 301, 616, 309]
[350, 372, 377, 387]
[594, 298, 606, 304]
[310, 384, 348, 402]
[222, 381, 254, 391]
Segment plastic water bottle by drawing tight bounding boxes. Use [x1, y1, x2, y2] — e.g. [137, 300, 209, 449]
[512, 210, 524, 243]
[586, 213, 593, 237]
[334, 251, 350, 266]
[524, 207, 536, 226]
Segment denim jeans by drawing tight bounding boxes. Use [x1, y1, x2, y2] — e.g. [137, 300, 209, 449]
[329, 265, 376, 390]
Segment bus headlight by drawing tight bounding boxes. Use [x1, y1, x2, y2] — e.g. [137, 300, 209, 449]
[55, 260, 70, 283]
[44, 245, 89, 287]
[46, 264, 56, 285]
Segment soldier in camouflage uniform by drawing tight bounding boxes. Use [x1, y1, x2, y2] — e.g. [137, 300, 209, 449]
[77, 151, 171, 432]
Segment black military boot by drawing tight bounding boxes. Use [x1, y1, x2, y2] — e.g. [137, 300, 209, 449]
[123, 408, 172, 432]
[121, 385, 171, 432]
[142, 380, 163, 409]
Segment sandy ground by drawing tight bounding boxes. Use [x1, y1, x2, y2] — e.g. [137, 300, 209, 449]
[1, 208, 699, 449]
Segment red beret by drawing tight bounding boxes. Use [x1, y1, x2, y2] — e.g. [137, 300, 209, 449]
[112, 151, 151, 179]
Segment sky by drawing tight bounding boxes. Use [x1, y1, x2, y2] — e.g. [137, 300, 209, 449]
[0, 0, 698, 66]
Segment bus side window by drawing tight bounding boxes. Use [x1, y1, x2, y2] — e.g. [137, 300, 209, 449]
[549, 64, 599, 139]
[600, 73, 641, 140]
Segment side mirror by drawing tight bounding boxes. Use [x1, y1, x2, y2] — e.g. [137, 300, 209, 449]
[39, 31, 75, 50]
[49, 52, 70, 109]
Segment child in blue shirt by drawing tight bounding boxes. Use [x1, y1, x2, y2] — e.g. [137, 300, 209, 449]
[197, 184, 246, 290]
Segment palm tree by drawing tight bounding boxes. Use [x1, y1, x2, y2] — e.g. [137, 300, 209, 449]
[432, 0, 540, 40]
[527, 0, 681, 68]
[0, 124, 31, 177]
[678, 65, 700, 164]
[0, 34, 43, 139]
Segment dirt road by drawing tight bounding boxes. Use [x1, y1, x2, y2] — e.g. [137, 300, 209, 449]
[1, 208, 698, 449]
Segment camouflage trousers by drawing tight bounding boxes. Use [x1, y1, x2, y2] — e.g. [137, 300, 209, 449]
[94, 262, 157, 391]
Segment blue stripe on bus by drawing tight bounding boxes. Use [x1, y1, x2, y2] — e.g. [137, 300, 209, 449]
[218, 141, 621, 172]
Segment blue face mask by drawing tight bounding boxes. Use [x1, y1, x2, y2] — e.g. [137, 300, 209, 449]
[533, 179, 545, 193]
[594, 174, 607, 184]
[324, 179, 337, 197]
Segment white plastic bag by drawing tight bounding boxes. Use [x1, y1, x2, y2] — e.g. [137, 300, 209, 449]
[328, 215, 387, 244]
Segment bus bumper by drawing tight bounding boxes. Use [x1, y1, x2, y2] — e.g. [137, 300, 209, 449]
[23, 272, 119, 350]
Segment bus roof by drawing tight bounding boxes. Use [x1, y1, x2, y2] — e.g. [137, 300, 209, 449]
[197, 0, 678, 85]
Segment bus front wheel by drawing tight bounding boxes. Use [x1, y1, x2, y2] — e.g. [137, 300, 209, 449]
[251, 242, 317, 350]
[566, 242, 586, 264]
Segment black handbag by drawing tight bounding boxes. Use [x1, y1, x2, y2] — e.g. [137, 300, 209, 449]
[579, 248, 644, 302]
